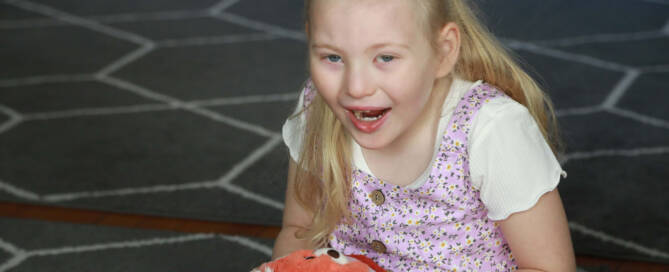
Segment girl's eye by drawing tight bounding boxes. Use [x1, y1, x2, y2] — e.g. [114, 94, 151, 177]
[377, 55, 395, 63]
[326, 55, 342, 63]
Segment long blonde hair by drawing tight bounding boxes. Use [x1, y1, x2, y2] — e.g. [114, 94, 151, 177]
[294, 0, 562, 247]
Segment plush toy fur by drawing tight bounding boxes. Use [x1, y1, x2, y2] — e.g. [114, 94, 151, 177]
[252, 248, 386, 272]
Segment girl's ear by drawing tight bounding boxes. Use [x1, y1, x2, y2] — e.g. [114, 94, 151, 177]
[435, 22, 460, 78]
[305, 22, 310, 39]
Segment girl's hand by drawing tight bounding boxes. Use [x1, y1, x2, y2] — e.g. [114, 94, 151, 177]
[498, 189, 576, 272]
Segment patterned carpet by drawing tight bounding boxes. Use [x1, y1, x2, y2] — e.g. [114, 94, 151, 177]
[1, 0, 668, 270]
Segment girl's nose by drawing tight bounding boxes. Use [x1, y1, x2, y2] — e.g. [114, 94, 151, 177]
[345, 65, 375, 98]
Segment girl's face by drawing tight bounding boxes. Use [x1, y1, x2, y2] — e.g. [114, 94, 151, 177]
[308, 0, 448, 150]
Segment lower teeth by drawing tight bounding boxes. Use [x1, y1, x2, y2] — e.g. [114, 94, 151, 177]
[354, 111, 384, 121]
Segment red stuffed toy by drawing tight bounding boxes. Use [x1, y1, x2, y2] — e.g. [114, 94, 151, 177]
[252, 248, 386, 272]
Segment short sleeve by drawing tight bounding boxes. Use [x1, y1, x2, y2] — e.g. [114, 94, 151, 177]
[469, 98, 565, 221]
[281, 84, 308, 163]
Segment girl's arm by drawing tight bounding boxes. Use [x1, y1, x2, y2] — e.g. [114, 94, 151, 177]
[272, 159, 314, 259]
[498, 188, 576, 272]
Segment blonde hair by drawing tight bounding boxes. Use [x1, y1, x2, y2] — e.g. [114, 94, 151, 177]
[294, 0, 562, 247]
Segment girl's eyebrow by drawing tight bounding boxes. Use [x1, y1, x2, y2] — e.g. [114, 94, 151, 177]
[310, 42, 409, 51]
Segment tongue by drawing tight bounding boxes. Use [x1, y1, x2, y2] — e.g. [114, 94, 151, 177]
[362, 110, 385, 118]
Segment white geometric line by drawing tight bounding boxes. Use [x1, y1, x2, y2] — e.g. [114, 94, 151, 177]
[602, 69, 641, 109]
[217, 136, 286, 212]
[0, 254, 28, 272]
[4, 0, 152, 45]
[221, 235, 273, 257]
[187, 106, 279, 138]
[563, 146, 669, 162]
[533, 30, 665, 47]
[607, 107, 669, 130]
[23, 103, 175, 121]
[0, 10, 208, 29]
[221, 183, 284, 211]
[99, 76, 279, 138]
[96, 43, 155, 76]
[42, 180, 219, 202]
[503, 39, 631, 72]
[156, 33, 279, 48]
[0, 74, 94, 88]
[208, 0, 241, 15]
[13, 92, 298, 121]
[190, 92, 299, 107]
[0, 104, 23, 134]
[641, 64, 669, 73]
[0, 238, 22, 255]
[28, 234, 216, 257]
[90, 10, 207, 24]
[96, 76, 179, 104]
[214, 12, 306, 41]
[0, 179, 40, 201]
[218, 135, 283, 186]
[569, 222, 669, 259]
[555, 106, 602, 117]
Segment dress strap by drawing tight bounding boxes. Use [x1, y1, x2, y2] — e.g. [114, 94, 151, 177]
[441, 83, 506, 155]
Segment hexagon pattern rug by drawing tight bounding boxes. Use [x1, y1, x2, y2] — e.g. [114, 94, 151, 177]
[1, 0, 668, 265]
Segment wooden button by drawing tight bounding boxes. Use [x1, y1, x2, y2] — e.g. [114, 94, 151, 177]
[370, 190, 385, 205]
[370, 240, 387, 253]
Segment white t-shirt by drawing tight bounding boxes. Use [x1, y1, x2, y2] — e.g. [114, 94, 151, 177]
[282, 78, 566, 220]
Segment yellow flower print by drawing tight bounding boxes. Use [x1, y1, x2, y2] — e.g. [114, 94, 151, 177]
[440, 242, 447, 248]
[465, 225, 471, 232]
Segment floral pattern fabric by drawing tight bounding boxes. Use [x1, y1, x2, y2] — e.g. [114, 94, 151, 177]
[328, 83, 519, 271]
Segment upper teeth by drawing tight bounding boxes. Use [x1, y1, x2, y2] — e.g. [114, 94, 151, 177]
[353, 110, 383, 121]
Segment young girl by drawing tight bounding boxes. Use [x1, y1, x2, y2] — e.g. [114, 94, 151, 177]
[274, 0, 576, 271]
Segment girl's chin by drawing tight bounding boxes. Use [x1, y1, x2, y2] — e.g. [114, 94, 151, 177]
[349, 131, 390, 150]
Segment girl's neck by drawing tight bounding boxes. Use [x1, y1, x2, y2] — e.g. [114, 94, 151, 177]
[362, 77, 452, 186]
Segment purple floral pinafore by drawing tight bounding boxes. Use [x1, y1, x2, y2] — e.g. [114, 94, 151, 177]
[304, 80, 517, 272]
[300, 80, 518, 271]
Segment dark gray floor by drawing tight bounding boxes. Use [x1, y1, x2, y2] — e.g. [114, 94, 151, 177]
[1, 0, 668, 269]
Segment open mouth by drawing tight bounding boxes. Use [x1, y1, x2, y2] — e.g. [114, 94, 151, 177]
[351, 109, 390, 122]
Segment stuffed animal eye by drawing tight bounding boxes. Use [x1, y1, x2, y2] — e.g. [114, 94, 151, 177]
[304, 256, 315, 260]
[327, 249, 340, 258]
[313, 248, 350, 265]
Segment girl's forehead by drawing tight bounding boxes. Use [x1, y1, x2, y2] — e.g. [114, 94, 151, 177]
[309, 0, 425, 47]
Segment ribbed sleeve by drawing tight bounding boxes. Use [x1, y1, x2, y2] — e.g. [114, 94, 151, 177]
[281, 87, 306, 163]
[468, 98, 564, 221]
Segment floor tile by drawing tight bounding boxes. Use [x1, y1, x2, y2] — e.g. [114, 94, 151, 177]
[559, 111, 669, 152]
[0, 217, 270, 272]
[561, 154, 669, 261]
[0, 109, 267, 194]
[0, 217, 183, 250]
[560, 37, 669, 67]
[0, 80, 158, 113]
[231, 144, 289, 205]
[109, 17, 259, 41]
[31, 0, 220, 16]
[225, 0, 304, 31]
[478, 0, 669, 41]
[66, 186, 284, 225]
[618, 72, 669, 121]
[208, 99, 297, 132]
[112, 39, 308, 100]
[515, 50, 624, 109]
[0, 25, 137, 79]
[0, 2, 48, 20]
